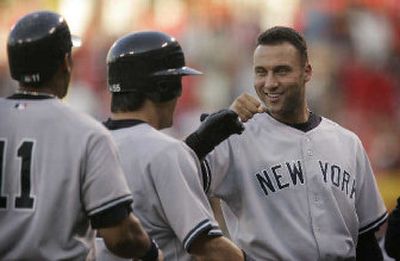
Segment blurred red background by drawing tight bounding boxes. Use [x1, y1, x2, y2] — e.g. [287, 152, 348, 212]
[0, 0, 399, 210]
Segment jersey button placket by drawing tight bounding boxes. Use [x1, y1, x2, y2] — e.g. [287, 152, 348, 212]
[303, 136, 322, 258]
[305, 137, 313, 156]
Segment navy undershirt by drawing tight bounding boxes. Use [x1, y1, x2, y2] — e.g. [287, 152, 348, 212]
[103, 118, 146, 130]
[7, 93, 54, 99]
[271, 111, 322, 132]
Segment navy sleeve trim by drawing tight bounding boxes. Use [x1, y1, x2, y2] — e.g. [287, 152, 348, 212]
[87, 194, 133, 216]
[207, 227, 223, 237]
[359, 212, 388, 234]
[201, 160, 211, 193]
[90, 201, 132, 228]
[183, 219, 218, 251]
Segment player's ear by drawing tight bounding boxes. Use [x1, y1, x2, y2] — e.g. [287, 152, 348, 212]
[304, 63, 312, 83]
[61, 53, 73, 73]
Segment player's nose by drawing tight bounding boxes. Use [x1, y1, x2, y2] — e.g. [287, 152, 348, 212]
[263, 74, 279, 89]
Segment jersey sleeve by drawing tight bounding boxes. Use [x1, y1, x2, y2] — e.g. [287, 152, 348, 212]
[149, 142, 222, 251]
[354, 138, 388, 234]
[202, 138, 236, 197]
[82, 130, 133, 221]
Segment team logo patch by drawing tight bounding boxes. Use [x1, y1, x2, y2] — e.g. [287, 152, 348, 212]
[14, 103, 28, 110]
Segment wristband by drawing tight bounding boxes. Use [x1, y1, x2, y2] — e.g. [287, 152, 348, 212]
[140, 238, 159, 261]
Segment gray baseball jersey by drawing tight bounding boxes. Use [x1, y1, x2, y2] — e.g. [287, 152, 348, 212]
[96, 119, 223, 261]
[0, 95, 133, 260]
[202, 112, 387, 260]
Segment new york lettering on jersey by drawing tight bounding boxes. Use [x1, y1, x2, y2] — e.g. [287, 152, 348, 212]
[254, 160, 356, 199]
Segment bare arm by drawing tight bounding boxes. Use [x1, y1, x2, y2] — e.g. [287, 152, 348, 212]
[229, 92, 267, 122]
[98, 213, 163, 260]
[189, 233, 244, 261]
[209, 197, 231, 239]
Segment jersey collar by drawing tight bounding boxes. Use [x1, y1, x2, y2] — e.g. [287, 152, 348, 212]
[7, 93, 56, 100]
[103, 118, 146, 130]
[267, 111, 322, 132]
[287, 111, 321, 132]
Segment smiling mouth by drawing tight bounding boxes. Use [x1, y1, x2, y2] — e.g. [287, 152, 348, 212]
[266, 93, 282, 102]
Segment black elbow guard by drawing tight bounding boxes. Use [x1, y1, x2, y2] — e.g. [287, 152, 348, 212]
[185, 109, 244, 160]
[385, 197, 400, 259]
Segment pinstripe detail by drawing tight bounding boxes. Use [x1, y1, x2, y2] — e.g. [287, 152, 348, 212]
[88, 194, 133, 216]
[183, 219, 215, 250]
[201, 160, 211, 193]
[359, 212, 388, 234]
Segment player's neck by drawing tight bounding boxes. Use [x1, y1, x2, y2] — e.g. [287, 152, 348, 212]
[111, 109, 162, 130]
[271, 107, 310, 125]
[112, 111, 149, 123]
[111, 99, 175, 130]
[17, 86, 59, 99]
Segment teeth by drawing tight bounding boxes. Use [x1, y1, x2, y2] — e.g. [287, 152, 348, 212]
[267, 93, 280, 98]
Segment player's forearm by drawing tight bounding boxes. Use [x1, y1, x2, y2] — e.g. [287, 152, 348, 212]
[190, 235, 244, 261]
[99, 213, 159, 259]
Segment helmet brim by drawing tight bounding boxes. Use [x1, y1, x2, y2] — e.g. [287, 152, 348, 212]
[152, 66, 202, 77]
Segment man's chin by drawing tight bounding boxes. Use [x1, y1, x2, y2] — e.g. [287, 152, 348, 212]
[266, 105, 281, 114]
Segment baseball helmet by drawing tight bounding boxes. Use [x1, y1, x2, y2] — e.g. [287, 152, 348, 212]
[107, 31, 202, 102]
[7, 10, 80, 86]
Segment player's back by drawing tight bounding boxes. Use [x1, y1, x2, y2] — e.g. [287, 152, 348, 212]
[0, 96, 107, 260]
[109, 123, 207, 261]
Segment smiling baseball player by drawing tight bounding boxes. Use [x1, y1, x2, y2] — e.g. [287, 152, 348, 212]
[193, 26, 388, 260]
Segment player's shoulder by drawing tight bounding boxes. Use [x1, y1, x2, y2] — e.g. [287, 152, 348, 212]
[153, 129, 188, 155]
[320, 117, 355, 135]
[51, 101, 111, 137]
[241, 112, 276, 134]
[320, 116, 362, 143]
[0, 97, 8, 109]
[142, 127, 195, 167]
[114, 124, 184, 153]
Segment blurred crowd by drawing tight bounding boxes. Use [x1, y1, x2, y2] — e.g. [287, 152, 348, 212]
[0, 0, 399, 173]
[298, 0, 400, 174]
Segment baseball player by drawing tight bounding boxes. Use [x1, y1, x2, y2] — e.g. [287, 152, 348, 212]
[190, 26, 388, 260]
[0, 11, 162, 260]
[385, 196, 400, 259]
[96, 31, 252, 261]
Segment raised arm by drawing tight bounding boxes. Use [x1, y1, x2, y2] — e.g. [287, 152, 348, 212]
[184, 109, 244, 160]
[185, 92, 266, 160]
[229, 92, 267, 122]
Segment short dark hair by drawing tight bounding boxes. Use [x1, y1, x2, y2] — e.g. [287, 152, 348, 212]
[257, 26, 308, 64]
[111, 92, 146, 113]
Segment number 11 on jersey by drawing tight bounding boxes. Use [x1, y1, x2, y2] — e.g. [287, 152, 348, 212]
[0, 139, 35, 210]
